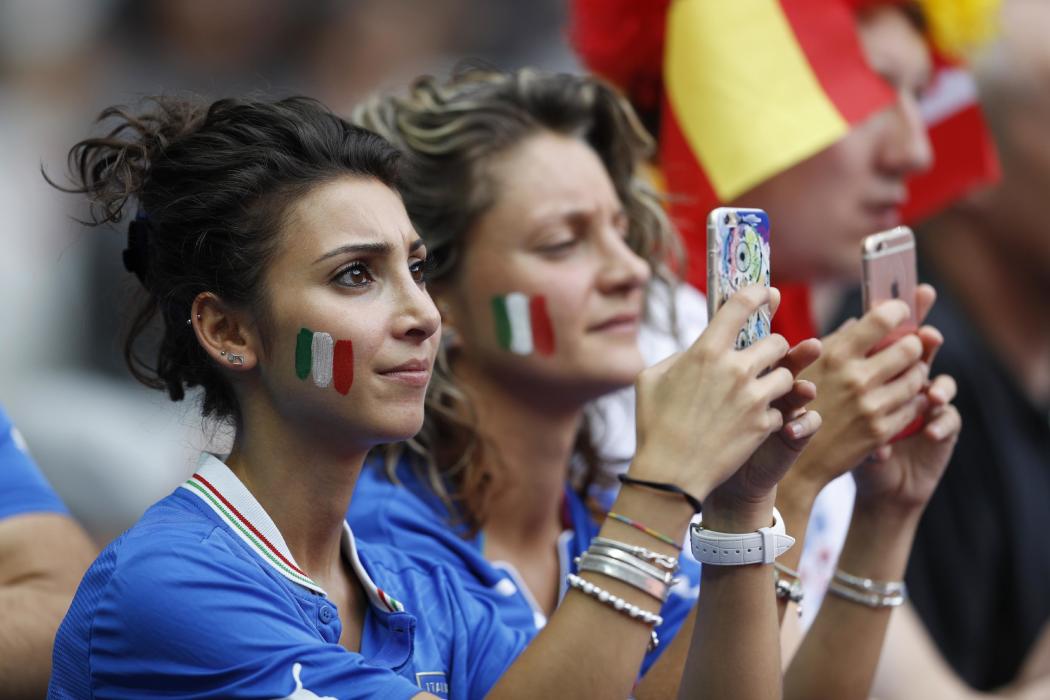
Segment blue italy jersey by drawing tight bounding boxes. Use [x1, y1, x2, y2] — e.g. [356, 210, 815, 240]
[348, 456, 701, 676]
[49, 455, 528, 699]
[0, 405, 67, 520]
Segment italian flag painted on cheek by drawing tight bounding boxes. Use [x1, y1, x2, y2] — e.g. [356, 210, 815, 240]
[491, 293, 555, 356]
[295, 328, 354, 395]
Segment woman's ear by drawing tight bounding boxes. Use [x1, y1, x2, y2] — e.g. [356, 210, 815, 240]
[188, 292, 260, 370]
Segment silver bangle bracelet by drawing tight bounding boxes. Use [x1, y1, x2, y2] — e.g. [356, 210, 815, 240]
[827, 580, 906, 608]
[585, 544, 677, 585]
[833, 569, 906, 596]
[590, 536, 680, 572]
[577, 553, 671, 602]
[567, 573, 662, 650]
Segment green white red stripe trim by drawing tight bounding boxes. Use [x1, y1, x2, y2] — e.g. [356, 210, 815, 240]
[181, 455, 404, 613]
[491, 293, 555, 356]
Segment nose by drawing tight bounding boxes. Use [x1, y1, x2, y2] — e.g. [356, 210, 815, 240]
[878, 91, 934, 176]
[597, 227, 651, 295]
[392, 275, 441, 343]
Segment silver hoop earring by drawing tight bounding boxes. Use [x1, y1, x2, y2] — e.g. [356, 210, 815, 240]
[227, 353, 244, 366]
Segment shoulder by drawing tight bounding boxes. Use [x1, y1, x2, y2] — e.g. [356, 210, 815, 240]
[83, 491, 303, 641]
[0, 406, 67, 519]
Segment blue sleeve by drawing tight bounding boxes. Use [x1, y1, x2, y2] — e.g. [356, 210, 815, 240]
[0, 407, 67, 519]
[85, 530, 422, 700]
[436, 566, 529, 698]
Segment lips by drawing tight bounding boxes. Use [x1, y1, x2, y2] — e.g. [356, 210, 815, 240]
[377, 358, 432, 387]
[587, 313, 641, 333]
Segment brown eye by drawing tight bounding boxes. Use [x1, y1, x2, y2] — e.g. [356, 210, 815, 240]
[409, 257, 429, 284]
[335, 262, 373, 288]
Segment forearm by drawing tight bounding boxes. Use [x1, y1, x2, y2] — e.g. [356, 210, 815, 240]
[773, 466, 823, 624]
[0, 514, 95, 698]
[785, 503, 921, 700]
[0, 583, 77, 698]
[489, 483, 695, 699]
[635, 608, 697, 700]
[678, 502, 782, 700]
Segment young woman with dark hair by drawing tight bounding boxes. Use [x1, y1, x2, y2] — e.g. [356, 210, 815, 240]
[47, 95, 816, 699]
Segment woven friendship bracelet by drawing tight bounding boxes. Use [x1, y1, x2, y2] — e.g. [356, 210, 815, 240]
[606, 511, 678, 548]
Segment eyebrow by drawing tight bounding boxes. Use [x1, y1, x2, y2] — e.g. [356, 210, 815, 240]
[531, 206, 627, 230]
[313, 237, 425, 264]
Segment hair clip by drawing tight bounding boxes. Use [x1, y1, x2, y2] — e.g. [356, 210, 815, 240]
[123, 211, 151, 286]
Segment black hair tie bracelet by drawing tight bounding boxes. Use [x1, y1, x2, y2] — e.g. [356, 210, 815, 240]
[617, 474, 703, 514]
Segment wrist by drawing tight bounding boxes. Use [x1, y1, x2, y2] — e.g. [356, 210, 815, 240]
[836, 504, 920, 581]
[776, 464, 825, 519]
[702, 492, 777, 533]
[629, 449, 715, 505]
[852, 492, 926, 526]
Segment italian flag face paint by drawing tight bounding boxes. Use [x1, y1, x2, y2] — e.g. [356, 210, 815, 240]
[295, 328, 354, 394]
[491, 293, 555, 356]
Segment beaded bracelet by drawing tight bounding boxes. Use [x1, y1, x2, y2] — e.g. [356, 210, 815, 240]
[606, 511, 678, 548]
[567, 573, 661, 650]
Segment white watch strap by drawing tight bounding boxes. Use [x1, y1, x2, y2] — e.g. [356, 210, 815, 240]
[689, 506, 795, 566]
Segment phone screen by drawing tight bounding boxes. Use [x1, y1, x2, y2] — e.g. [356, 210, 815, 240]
[707, 207, 771, 349]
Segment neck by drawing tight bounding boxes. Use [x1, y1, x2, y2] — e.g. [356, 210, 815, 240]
[923, 211, 1050, 405]
[224, 399, 369, 586]
[456, 362, 586, 547]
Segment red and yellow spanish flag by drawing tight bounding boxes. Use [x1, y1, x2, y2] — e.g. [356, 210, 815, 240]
[573, 0, 1000, 344]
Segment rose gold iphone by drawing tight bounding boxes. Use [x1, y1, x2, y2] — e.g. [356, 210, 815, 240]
[861, 225, 922, 440]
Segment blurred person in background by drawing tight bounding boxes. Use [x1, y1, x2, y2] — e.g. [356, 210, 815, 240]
[870, 0, 1050, 693]
[0, 404, 94, 698]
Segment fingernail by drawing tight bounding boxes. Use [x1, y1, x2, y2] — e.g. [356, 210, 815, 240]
[928, 424, 944, 440]
[787, 422, 802, 438]
[929, 387, 946, 403]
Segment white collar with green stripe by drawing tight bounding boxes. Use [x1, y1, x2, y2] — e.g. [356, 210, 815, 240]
[181, 454, 405, 614]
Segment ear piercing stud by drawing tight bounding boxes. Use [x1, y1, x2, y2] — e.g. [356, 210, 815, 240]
[220, 350, 244, 365]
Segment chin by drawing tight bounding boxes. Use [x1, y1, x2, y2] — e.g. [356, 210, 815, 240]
[367, 410, 426, 446]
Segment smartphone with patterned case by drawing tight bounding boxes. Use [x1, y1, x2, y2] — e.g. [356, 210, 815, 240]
[707, 207, 771, 349]
[861, 225, 923, 441]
